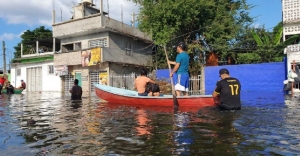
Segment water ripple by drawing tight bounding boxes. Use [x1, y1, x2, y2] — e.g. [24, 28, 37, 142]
[0, 92, 300, 155]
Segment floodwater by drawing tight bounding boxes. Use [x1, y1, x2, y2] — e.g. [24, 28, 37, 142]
[0, 91, 300, 155]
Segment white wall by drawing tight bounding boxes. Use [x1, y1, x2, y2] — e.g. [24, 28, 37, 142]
[41, 62, 61, 91]
[10, 68, 16, 87]
[11, 61, 61, 92]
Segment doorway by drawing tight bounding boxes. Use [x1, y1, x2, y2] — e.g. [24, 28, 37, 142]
[26, 67, 42, 91]
[75, 72, 82, 87]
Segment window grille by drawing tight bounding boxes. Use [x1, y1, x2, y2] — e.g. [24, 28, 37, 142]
[89, 38, 108, 48]
[125, 42, 133, 55]
[17, 69, 21, 76]
[48, 65, 54, 74]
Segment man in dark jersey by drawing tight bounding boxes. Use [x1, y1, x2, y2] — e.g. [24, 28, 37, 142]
[212, 68, 241, 110]
[69, 79, 82, 100]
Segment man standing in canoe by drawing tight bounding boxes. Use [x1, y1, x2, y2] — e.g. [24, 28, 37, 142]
[212, 68, 241, 110]
[168, 42, 190, 96]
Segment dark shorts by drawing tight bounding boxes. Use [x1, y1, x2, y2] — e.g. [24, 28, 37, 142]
[138, 92, 148, 96]
[217, 104, 241, 111]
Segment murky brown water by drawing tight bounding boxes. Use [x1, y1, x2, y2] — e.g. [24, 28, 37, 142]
[0, 92, 300, 155]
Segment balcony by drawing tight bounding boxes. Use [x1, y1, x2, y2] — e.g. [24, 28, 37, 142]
[285, 44, 300, 54]
[282, 0, 300, 24]
[22, 51, 54, 58]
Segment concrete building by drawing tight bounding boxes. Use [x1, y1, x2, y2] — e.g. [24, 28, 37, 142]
[53, 0, 153, 97]
[10, 41, 61, 92]
[283, 0, 300, 72]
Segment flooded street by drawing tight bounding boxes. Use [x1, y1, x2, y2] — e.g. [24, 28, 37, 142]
[0, 92, 300, 155]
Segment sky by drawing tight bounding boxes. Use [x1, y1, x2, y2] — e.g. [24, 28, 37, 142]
[0, 0, 282, 69]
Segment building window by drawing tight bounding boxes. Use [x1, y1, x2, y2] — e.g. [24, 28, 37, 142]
[62, 43, 74, 52]
[89, 38, 108, 48]
[75, 42, 82, 51]
[125, 42, 132, 55]
[48, 65, 54, 74]
[17, 69, 21, 76]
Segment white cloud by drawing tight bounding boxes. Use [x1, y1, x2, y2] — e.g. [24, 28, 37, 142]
[0, 0, 140, 26]
[0, 33, 19, 41]
[251, 23, 262, 28]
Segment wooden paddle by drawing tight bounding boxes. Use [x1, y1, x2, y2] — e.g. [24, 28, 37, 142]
[163, 46, 179, 110]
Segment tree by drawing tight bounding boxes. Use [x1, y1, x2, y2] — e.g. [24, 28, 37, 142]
[13, 26, 52, 58]
[251, 22, 299, 62]
[128, 0, 253, 74]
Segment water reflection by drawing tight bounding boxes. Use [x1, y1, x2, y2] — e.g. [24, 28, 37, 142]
[135, 109, 151, 136]
[0, 92, 300, 155]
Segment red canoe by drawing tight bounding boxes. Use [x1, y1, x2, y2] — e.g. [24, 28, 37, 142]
[94, 84, 216, 107]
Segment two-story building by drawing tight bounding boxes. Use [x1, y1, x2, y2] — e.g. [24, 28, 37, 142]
[10, 40, 61, 92]
[53, 0, 153, 97]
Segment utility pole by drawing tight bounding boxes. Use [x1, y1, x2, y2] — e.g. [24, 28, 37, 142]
[121, 4, 123, 23]
[100, 0, 103, 27]
[131, 12, 135, 27]
[2, 41, 6, 74]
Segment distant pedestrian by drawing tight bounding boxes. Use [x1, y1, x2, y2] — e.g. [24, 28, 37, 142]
[212, 68, 241, 110]
[6, 81, 14, 94]
[0, 75, 6, 94]
[69, 79, 82, 100]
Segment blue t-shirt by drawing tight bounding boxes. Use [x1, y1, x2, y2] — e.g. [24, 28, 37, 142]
[175, 52, 189, 74]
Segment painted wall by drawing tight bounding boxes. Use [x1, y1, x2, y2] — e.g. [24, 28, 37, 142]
[109, 31, 151, 54]
[60, 32, 108, 50]
[105, 32, 152, 66]
[155, 62, 285, 94]
[109, 63, 143, 76]
[205, 62, 285, 93]
[11, 61, 61, 92]
[55, 31, 152, 67]
[54, 51, 82, 66]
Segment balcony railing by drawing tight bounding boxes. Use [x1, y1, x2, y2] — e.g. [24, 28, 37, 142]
[285, 44, 300, 53]
[22, 51, 54, 58]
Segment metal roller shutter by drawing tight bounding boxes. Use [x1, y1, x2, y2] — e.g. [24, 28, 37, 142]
[64, 74, 73, 92]
[26, 67, 42, 92]
[90, 71, 100, 96]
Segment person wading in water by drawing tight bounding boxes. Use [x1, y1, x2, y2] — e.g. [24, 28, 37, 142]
[69, 79, 82, 100]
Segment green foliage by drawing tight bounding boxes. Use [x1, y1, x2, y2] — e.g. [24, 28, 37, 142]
[129, 0, 253, 73]
[250, 22, 299, 63]
[236, 53, 261, 64]
[13, 26, 52, 58]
